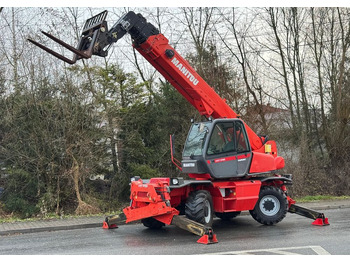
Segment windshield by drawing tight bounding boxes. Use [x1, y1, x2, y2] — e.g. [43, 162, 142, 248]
[183, 122, 211, 157]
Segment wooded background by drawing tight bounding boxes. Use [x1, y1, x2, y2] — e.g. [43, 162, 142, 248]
[0, 7, 349, 218]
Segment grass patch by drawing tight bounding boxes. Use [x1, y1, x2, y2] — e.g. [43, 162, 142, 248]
[295, 195, 350, 202]
[0, 211, 121, 224]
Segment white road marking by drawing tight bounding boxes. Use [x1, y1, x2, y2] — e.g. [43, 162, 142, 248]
[270, 250, 300, 255]
[310, 246, 331, 255]
[204, 245, 331, 255]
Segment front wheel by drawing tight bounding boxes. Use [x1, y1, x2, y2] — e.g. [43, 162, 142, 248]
[185, 190, 214, 227]
[249, 186, 288, 225]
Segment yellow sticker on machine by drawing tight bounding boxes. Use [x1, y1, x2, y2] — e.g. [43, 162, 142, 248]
[265, 144, 272, 153]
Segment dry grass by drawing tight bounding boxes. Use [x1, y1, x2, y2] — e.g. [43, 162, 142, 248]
[74, 201, 101, 216]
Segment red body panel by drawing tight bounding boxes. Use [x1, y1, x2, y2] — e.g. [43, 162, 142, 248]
[125, 178, 178, 223]
[249, 152, 285, 173]
[168, 180, 261, 213]
[128, 178, 262, 217]
[209, 180, 261, 212]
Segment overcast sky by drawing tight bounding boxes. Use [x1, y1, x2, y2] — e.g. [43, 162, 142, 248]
[1, 0, 349, 7]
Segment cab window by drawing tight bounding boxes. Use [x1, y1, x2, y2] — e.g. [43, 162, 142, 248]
[235, 121, 249, 153]
[207, 122, 235, 155]
[207, 121, 249, 155]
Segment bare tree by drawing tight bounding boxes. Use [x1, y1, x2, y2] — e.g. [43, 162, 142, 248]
[1, 8, 21, 92]
[181, 7, 214, 74]
[328, 8, 350, 164]
[309, 7, 328, 157]
[265, 8, 297, 132]
[284, 8, 310, 132]
[216, 8, 269, 133]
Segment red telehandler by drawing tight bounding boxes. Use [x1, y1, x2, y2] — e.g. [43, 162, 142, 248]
[28, 10, 329, 244]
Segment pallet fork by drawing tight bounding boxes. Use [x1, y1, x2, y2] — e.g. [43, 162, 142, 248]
[27, 11, 109, 64]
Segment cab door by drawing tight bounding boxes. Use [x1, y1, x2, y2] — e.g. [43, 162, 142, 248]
[234, 120, 252, 175]
[205, 120, 251, 179]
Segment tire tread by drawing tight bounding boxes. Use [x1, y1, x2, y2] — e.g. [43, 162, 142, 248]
[185, 190, 213, 226]
[249, 186, 288, 225]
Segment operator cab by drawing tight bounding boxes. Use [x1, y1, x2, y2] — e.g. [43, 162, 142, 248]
[182, 119, 252, 179]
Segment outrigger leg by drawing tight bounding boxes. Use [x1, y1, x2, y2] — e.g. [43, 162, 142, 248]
[171, 215, 218, 244]
[287, 197, 330, 226]
[103, 213, 126, 229]
[103, 212, 218, 244]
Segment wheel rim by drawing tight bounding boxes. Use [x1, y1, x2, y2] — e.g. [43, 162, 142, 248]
[259, 195, 280, 216]
[204, 199, 211, 224]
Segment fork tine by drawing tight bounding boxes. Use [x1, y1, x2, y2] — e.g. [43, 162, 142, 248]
[40, 31, 90, 59]
[27, 38, 76, 64]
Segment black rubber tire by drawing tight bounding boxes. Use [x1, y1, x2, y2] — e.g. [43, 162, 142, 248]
[215, 211, 241, 221]
[141, 217, 165, 229]
[185, 190, 214, 227]
[249, 186, 288, 226]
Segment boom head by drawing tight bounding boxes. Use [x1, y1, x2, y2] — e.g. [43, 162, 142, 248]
[28, 10, 157, 65]
[27, 10, 111, 64]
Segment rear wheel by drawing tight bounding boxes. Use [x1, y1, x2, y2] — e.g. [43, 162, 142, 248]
[141, 217, 165, 229]
[249, 186, 288, 225]
[216, 211, 241, 221]
[185, 190, 214, 227]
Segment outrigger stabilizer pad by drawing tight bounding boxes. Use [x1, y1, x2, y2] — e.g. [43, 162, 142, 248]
[312, 217, 330, 226]
[197, 228, 218, 245]
[102, 221, 118, 229]
[102, 213, 127, 229]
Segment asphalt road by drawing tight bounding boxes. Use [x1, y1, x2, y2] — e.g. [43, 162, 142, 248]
[0, 207, 349, 255]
